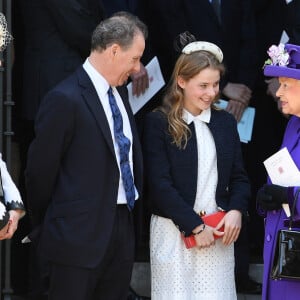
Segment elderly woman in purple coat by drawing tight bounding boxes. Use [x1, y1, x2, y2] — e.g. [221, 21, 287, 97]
[257, 43, 300, 299]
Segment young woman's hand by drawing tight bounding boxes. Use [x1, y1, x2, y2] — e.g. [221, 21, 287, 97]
[193, 224, 215, 249]
[221, 210, 242, 246]
[0, 209, 23, 240]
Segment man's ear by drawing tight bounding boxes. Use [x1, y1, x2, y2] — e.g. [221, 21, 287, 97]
[110, 44, 119, 58]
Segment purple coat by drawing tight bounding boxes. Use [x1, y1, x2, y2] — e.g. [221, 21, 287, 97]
[262, 116, 300, 299]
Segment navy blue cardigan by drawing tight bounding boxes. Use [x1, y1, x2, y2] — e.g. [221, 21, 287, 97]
[143, 109, 250, 236]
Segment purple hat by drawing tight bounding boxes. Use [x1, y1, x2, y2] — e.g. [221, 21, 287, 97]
[264, 43, 300, 80]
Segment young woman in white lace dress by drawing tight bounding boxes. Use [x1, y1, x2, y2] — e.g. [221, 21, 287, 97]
[143, 32, 250, 300]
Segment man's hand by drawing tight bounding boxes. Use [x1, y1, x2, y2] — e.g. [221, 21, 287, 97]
[130, 62, 149, 97]
[223, 82, 252, 104]
[225, 100, 247, 122]
[222, 82, 252, 122]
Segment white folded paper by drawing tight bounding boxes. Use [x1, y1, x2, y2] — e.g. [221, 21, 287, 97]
[263, 147, 300, 216]
[127, 56, 165, 115]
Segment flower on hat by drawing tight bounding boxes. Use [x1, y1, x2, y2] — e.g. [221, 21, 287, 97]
[0, 13, 13, 52]
[264, 43, 290, 68]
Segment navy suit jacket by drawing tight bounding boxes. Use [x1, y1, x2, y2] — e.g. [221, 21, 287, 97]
[143, 110, 250, 236]
[26, 66, 143, 268]
[20, 0, 105, 120]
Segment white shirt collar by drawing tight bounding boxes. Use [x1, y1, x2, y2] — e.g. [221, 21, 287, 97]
[83, 58, 110, 97]
[182, 108, 211, 125]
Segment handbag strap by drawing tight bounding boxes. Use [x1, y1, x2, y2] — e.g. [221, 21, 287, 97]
[289, 188, 300, 230]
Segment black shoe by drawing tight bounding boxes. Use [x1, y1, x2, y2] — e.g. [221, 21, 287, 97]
[236, 278, 262, 295]
[127, 287, 151, 300]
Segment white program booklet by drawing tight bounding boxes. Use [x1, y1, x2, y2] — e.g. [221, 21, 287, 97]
[263, 147, 300, 216]
[127, 56, 165, 115]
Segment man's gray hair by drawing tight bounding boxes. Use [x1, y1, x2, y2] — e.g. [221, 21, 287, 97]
[91, 11, 148, 52]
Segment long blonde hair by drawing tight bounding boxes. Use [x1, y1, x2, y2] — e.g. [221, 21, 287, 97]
[158, 51, 225, 149]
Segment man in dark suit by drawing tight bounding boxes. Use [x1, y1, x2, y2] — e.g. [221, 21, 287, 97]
[12, 2, 105, 297]
[25, 12, 145, 300]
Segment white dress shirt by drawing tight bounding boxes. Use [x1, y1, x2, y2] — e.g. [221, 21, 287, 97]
[83, 59, 137, 204]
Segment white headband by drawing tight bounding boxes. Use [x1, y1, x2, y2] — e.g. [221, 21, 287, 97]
[182, 41, 223, 63]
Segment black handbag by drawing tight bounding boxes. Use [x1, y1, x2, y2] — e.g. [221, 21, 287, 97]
[271, 188, 300, 280]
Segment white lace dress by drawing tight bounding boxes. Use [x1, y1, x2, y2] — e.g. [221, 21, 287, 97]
[150, 115, 237, 300]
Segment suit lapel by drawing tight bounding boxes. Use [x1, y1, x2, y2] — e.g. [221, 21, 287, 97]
[77, 67, 115, 156]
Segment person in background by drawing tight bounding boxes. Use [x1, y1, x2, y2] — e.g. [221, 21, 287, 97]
[285, 0, 300, 44]
[25, 12, 145, 300]
[143, 32, 250, 300]
[257, 42, 300, 300]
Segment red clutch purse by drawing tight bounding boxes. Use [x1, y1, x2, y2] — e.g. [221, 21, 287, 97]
[181, 211, 226, 249]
